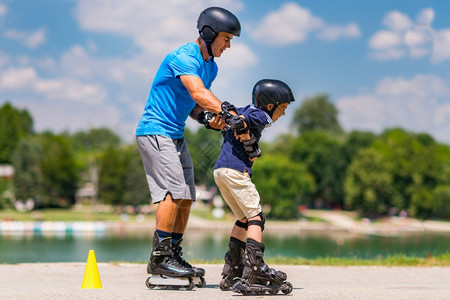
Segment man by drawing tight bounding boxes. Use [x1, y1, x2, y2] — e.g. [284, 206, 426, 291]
[136, 7, 241, 289]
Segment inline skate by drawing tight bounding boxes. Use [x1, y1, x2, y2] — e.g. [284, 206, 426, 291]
[219, 237, 246, 291]
[232, 239, 293, 295]
[145, 232, 195, 290]
[172, 239, 206, 288]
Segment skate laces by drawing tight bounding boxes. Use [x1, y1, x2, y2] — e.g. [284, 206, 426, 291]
[165, 255, 185, 268]
[173, 245, 193, 268]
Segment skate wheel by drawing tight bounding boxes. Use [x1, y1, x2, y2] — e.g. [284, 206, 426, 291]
[159, 285, 169, 290]
[241, 291, 252, 296]
[282, 282, 293, 294]
[219, 279, 230, 291]
[171, 286, 180, 290]
[269, 289, 279, 295]
[185, 278, 195, 290]
[145, 278, 156, 289]
[196, 277, 206, 288]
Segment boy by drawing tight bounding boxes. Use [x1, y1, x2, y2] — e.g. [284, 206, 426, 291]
[213, 79, 295, 295]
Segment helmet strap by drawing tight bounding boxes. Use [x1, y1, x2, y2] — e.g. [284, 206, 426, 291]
[200, 27, 217, 60]
[263, 104, 278, 118]
[206, 42, 214, 59]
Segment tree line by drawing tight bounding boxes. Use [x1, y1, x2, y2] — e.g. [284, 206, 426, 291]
[1, 96, 449, 220]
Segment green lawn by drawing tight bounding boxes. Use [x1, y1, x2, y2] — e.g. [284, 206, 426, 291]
[0, 209, 128, 222]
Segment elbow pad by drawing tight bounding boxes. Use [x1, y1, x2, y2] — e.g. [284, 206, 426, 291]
[242, 134, 262, 159]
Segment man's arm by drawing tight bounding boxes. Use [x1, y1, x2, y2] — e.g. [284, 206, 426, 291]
[180, 75, 222, 114]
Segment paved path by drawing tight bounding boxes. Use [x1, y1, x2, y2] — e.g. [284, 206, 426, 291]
[1, 263, 449, 299]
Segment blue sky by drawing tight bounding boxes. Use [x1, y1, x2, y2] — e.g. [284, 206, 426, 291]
[1, 0, 450, 143]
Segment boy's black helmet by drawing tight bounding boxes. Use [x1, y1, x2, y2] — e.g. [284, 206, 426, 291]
[252, 79, 295, 109]
[197, 7, 241, 56]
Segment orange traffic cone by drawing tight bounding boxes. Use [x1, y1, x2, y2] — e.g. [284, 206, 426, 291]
[81, 250, 102, 289]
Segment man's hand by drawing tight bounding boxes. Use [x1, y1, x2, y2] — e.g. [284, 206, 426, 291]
[209, 115, 226, 130]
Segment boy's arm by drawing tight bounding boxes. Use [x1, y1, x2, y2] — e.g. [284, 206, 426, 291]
[234, 118, 261, 161]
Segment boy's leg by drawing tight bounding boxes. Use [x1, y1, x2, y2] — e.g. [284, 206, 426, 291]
[231, 218, 247, 241]
[247, 214, 263, 242]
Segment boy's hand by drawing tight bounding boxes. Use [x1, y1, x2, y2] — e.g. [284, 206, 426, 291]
[234, 115, 250, 141]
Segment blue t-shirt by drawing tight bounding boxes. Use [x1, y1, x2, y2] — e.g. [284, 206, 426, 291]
[136, 42, 218, 138]
[213, 105, 273, 176]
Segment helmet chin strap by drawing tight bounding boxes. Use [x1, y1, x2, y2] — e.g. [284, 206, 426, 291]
[206, 42, 214, 60]
[263, 105, 278, 118]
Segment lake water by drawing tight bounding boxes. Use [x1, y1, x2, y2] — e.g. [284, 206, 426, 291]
[1, 227, 449, 264]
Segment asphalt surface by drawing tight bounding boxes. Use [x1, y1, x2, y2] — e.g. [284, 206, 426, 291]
[1, 263, 449, 299]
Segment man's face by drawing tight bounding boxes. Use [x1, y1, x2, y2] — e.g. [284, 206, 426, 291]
[211, 32, 234, 58]
[272, 103, 290, 123]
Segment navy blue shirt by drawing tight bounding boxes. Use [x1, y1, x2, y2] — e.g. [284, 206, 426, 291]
[213, 105, 272, 176]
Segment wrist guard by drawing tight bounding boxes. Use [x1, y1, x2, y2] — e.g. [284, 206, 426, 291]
[219, 101, 247, 134]
[242, 134, 262, 159]
[197, 111, 220, 131]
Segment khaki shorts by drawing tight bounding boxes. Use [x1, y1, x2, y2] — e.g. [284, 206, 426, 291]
[213, 168, 262, 220]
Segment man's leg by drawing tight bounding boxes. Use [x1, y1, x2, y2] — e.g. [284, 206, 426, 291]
[155, 193, 179, 232]
[171, 199, 192, 234]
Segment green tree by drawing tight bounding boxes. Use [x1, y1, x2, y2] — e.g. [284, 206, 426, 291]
[122, 144, 150, 206]
[39, 132, 78, 207]
[289, 131, 346, 208]
[344, 148, 399, 216]
[372, 129, 439, 218]
[0, 102, 34, 163]
[11, 138, 44, 204]
[69, 128, 122, 202]
[253, 154, 315, 219]
[98, 145, 128, 206]
[185, 127, 223, 187]
[292, 94, 343, 135]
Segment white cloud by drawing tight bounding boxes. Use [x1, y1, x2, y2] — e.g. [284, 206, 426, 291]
[337, 74, 450, 143]
[250, 3, 322, 45]
[369, 8, 450, 63]
[4, 28, 46, 49]
[0, 1, 7, 17]
[21, 100, 123, 136]
[0, 67, 107, 104]
[369, 30, 402, 49]
[75, 0, 244, 55]
[431, 29, 450, 63]
[250, 2, 360, 45]
[416, 7, 434, 25]
[382, 11, 412, 32]
[0, 50, 10, 68]
[218, 42, 258, 68]
[317, 23, 361, 42]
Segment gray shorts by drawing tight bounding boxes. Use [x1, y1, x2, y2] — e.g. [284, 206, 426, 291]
[136, 135, 196, 203]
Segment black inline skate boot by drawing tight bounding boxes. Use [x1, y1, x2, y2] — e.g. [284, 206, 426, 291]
[219, 237, 246, 291]
[145, 232, 195, 290]
[232, 239, 293, 295]
[172, 239, 206, 288]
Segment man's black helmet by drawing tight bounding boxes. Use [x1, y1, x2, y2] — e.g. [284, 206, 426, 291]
[252, 79, 295, 110]
[197, 7, 241, 57]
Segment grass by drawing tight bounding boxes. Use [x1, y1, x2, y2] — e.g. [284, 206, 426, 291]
[188, 253, 450, 267]
[119, 253, 450, 267]
[0, 209, 126, 222]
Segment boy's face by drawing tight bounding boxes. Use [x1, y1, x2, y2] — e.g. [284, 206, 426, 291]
[271, 102, 290, 122]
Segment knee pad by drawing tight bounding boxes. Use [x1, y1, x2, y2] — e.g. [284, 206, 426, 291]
[247, 212, 265, 232]
[235, 220, 248, 231]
